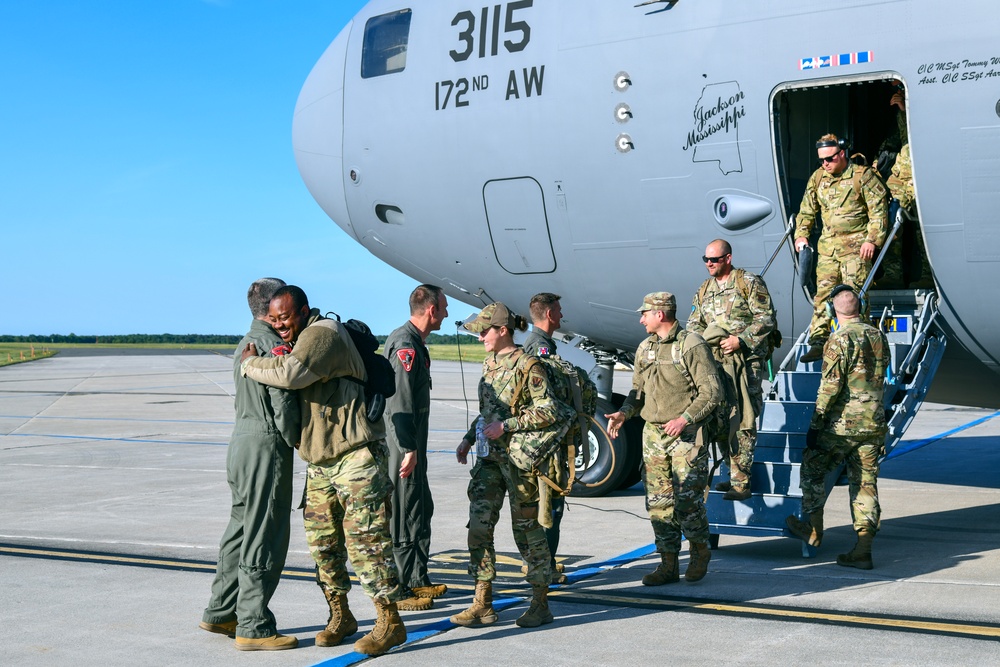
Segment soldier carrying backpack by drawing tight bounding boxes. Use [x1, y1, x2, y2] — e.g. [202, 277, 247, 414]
[522, 293, 598, 584]
[688, 239, 778, 501]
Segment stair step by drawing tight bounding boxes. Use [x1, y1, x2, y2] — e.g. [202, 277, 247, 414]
[760, 400, 814, 432]
[771, 371, 821, 401]
[705, 492, 803, 529]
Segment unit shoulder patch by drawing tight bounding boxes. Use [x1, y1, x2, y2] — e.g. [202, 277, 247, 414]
[396, 348, 416, 372]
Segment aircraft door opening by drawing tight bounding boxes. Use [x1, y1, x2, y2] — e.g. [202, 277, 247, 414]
[483, 177, 556, 274]
[770, 75, 933, 293]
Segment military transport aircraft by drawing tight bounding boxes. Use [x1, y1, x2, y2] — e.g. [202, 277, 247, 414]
[290, 0, 1000, 513]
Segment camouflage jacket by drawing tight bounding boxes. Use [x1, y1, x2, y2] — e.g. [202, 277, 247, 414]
[463, 346, 558, 459]
[241, 310, 385, 466]
[794, 162, 889, 257]
[383, 321, 431, 454]
[887, 143, 915, 212]
[810, 320, 889, 437]
[620, 322, 722, 426]
[688, 268, 776, 360]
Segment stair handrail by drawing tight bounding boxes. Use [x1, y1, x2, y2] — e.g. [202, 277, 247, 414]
[859, 206, 905, 299]
[761, 215, 796, 279]
[897, 292, 940, 380]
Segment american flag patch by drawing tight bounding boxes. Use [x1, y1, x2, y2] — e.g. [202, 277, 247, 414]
[799, 51, 872, 70]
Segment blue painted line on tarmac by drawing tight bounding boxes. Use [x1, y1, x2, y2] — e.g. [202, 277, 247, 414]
[309, 598, 524, 667]
[886, 410, 1000, 461]
[0, 432, 226, 446]
[307, 544, 657, 667]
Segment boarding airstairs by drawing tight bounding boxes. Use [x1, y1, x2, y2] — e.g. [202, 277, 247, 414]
[705, 214, 947, 551]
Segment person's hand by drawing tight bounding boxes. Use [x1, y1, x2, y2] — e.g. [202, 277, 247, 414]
[860, 242, 877, 262]
[890, 91, 905, 111]
[805, 428, 820, 450]
[605, 411, 625, 439]
[456, 440, 472, 465]
[720, 335, 741, 355]
[795, 237, 809, 253]
[399, 451, 417, 478]
[240, 343, 258, 363]
[663, 415, 689, 437]
[483, 421, 505, 440]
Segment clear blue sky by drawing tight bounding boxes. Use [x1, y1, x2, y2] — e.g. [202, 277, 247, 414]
[1, 0, 423, 337]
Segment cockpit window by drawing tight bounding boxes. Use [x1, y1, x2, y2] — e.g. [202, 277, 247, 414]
[361, 9, 412, 79]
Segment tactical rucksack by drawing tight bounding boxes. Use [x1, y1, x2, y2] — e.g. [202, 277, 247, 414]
[531, 353, 599, 495]
[505, 356, 578, 483]
[326, 313, 396, 423]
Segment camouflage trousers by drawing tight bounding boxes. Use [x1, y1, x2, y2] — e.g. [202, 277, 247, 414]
[642, 422, 710, 553]
[465, 456, 552, 586]
[725, 358, 765, 491]
[302, 443, 402, 603]
[809, 253, 873, 343]
[800, 432, 883, 533]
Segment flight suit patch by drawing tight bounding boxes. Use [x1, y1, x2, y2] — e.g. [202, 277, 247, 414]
[271, 343, 293, 356]
[396, 348, 416, 372]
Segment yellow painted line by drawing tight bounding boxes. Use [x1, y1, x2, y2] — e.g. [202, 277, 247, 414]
[557, 590, 1000, 639]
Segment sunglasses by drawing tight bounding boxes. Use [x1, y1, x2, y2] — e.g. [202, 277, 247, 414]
[702, 255, 728, 264]
[818, 153, 841, 164]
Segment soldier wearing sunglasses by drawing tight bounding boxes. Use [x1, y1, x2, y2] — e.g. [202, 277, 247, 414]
[793, 133, 888, 363]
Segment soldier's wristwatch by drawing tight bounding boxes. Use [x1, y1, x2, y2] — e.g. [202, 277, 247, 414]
[502, 421, 510, 433]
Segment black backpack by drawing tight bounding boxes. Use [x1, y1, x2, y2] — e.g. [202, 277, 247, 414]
[327, 313, 396, 423]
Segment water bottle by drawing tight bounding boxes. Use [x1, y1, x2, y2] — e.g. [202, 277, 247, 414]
[474, 415, 490, 457]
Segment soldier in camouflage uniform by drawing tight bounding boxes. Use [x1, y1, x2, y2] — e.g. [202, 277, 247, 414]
[383, 285, 449, 612]
[887, 144, 933, 288]
[523, 292, 568, 583]
[785, 285, 888, 570]
[452, 302, 557, 630]
[795, 134, 889, 362]
[239, 285, 406, 657]
[688, 240, 776, 501]
[606, 293, 722, 585]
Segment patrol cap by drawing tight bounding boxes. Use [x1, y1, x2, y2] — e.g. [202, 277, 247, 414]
[463, 302, 517, 333]
[636, 292, 676, 312]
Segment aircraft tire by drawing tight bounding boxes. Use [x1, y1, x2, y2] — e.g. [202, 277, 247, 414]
[615, 413, 644, 490]
[570, 396, 633, 498]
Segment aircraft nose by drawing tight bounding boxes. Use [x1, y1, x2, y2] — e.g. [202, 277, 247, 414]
[292, 24, 355, 239]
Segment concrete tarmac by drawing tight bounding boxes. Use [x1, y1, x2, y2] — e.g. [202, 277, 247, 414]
[1, 350, 999, 666]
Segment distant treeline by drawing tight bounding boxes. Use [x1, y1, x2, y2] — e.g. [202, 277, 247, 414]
[0, 334, 243, 345]
[0, 331, 474, 345]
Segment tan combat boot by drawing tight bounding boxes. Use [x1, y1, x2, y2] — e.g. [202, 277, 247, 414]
[315, 586, 358, 647]
[353, 598, 406, 656]
[641, 552, 679, 586]
[515, 584, 554, 628]
[233, 634, 298, 651]
[785, 509, 824, 547]
[685, 542, 712, 582]
[411, 583, 448, 599]
[836, 529, 875, 570]
[450, 580, 498, 626]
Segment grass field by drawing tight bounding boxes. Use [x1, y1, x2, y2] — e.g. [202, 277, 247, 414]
[0, 342, 487, 367]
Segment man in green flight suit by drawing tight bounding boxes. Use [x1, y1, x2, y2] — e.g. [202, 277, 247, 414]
[200, 278, 300, 651]
[383, 284, 450, 611]
[795, 133, 888, 362]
